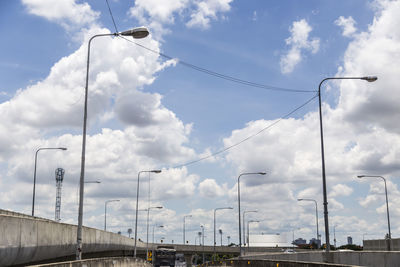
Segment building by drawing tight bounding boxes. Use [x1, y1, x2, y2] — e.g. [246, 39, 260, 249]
[347, 236, 353, 245]
[309, 238, 321, 248]
[249, 234, 293, 248]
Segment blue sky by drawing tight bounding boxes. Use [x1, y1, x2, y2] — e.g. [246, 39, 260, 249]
[0, 0, 399, 247]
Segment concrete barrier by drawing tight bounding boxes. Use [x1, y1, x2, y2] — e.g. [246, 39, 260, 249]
[239, 251, 400, 267]
[28, 257, 152, 267]
[0, 214, 141, 266]
[208, 259, 361, 267]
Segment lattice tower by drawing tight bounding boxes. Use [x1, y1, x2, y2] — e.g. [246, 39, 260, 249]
[55, 168, 65, 222]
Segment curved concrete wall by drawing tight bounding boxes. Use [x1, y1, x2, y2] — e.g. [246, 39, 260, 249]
[0, 214, 140, 266]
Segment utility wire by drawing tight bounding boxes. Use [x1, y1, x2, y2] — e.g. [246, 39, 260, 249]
[105, 0, 119, 33]
[171, 93, 319, 169]
[119, 36, 316, 93]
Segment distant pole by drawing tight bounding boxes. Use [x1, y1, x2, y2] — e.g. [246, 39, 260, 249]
[32, 147, 67, 217]
[214, 207, 233, 259]
[104, 199, 120, 231]
[184, 215, 192, 244]
[358, 175, 391, 250]
[297, 198, 319, 247]
[201, 225, 205, 263]
[237, 172, 266, 257]
[243, 210, 257, 247]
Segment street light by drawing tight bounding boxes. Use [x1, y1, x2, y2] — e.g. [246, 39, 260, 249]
[201, 225, 205, 264]
[183, 215, 192, 244]
[243, 210, 257, 247]
[247, 220, 259, 253]
[214, 207, 233, 259]
[104, 199, 120, 231]
[152, 225, 164, 244]
[32, 147, 67, 217]
[237, 172, 266, 257]
[145, 206, 163, 261]
[297, 198, 319, 248]
[317, 76, 377, 253]
[357, 175, 391, 250]
[76, 26, 149, 260]
[134, 170, 162, 257]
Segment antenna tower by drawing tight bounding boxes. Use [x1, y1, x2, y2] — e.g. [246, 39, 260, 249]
[55, 168, 65, 222]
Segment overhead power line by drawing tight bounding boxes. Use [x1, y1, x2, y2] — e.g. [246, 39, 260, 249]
[171, 94, 319, 169]
[119, 36, 316, 93]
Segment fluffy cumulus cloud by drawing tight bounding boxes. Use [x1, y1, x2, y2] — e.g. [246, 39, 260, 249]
[129, 0, 233, 37]
[335, 16, 357, 37]
[22, 0, 100, 31]
[280, 19, 320, 74]
[0, 0, 201, 226]
[224, 0, 400, 239]
[198, 178, 226, 198]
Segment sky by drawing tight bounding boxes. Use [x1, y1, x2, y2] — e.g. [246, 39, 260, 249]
[0, 0, 399, 248]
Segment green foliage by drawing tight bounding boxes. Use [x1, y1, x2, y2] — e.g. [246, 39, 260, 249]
[337, 244, 363, 251]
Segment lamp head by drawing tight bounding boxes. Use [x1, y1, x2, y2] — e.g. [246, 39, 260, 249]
[120, 27, 149, 39]
[258, 172, 267, 175]
[59, 147, 67, 150]
[151, 170, 162, 173]
[361, 76, 378, 82]
[297, 198, 303, 201]
[155, 206, 163, 209]
[357, 175, 365, 178]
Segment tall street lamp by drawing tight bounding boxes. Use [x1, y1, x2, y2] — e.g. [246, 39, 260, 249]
[201, 225, 205, 264]
[243, 210, 257, 247]
[145, 206, 163, 261]
[134, 169, 161, 257]
[298, 198, 319, 247]
[237, 172, 266, 257]
[76, 26, 149, 260]
[247, 220, 259, 253]
[358, 175, 391, 250]
[152, 224, 164, 244]
[32, 147, 67, 217]
[214, 207, 233, 259]
[317, 76, 377, 253]
[183, 215, 192, 244]
[104, 199, 120, 231]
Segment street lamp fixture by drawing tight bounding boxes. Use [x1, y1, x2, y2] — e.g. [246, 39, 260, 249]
[247, 220, 259, 252]
[183, 215, 192, 244]
[76, 26, 149, 260]
[32, 147, 67, 216]
[134, 169, 162, 257]
[297, 198, 319, 248]
[317, 76, 377, 253]
[243, 210, 258, 247]
[145, 206, 163, 260]
[104, 199, 120, 231]
[237, 172, 266, 257]
[214, 207, 233, 259]
[357, 175, 391, 250]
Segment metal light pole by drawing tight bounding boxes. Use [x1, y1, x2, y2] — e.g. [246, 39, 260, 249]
[183, 215, 192, 244]
[32, 147, 67, 217]
[134, 169, 161, 257]
[317, 76, 377, 253]
[146, 206, 163, 261]
[104, 199, 120, 231]
[201, 225, 205, 264]
[298, 198, 319, 247]
[247, 220, 259, 253]
[214, 207, 233, 259]
[237, 172, 266, 257]
[76, 26, 149, 260]
[243, 210, 257, 247]
[358, 175, 391, 250]
[152, 225, 164, 244]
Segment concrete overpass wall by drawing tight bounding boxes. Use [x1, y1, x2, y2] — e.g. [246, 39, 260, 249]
[241, 251, 400, 267]
[0, 214, 139, 266]
[29, 257, 151, 267]
[363, 238, 399, 251]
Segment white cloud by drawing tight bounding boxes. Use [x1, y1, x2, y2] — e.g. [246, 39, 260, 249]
[198, 178, 226, 198]
[335, 16, 357, 37]
[22, 0, 99, 31]
[329, 184, 353, 198]
[280, 19, 320, 74]
[129, 0, 233, 37]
